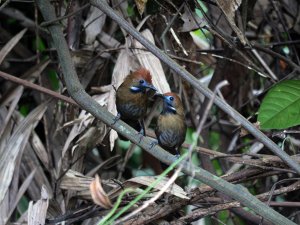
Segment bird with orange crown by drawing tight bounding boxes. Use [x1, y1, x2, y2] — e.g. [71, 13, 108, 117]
[155, 92, 186, 157]
[115, 68, 156, 139]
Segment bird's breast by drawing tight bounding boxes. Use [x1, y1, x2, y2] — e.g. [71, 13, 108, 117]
[156, 114, 186, 149]
[116, 85, 148, 120]
[117, 102, 146, 120]
[158, 129, 180, 148]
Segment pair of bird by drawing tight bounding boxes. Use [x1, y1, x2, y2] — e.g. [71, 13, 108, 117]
[115, 68, 186, 158]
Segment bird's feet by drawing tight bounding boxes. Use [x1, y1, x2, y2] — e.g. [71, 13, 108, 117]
[111, 113, 121, 125]
[137, 131, 144, 143]
[174, 153, 180, 160]
[137, 125, 146, 143]
[149, 140, 158, 149]
[174, 149, 181, 160]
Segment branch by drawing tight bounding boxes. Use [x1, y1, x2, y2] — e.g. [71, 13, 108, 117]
[35, 1, 296, 224]
[0, 70, 77, 106]
[251, 43, 300, 72]
[171, 181, 300, 224]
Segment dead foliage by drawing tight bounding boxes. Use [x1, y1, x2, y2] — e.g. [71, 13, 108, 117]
[0, 0, 300, 224]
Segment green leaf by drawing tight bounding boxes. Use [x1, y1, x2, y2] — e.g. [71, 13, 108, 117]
[117, 139, 131, 149]
[209, 130, 220, 150]
[218, 210, 230, 224]
[184, 127, 196, 145]
[18, 196, 29, 214]
[47, 69, 60, 91]
[127, 4, 135, 17]
[19, 104, 30, 116]
[258, 80, 300, 129]
[32, 37, 46, 52]
[212, 159, 222, 176]
[195, 0, 208, 18]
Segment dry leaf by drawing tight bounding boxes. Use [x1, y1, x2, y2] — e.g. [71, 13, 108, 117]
[135, 0, 148, 15]
[84, 4, 107, 44]
[109, 176, 189, 200]
[90, 175, 112, 209]
[60, 170, 93, 191]
[61, 170, 189, 201]
[30, 132, 49, 170]
[0, 60, 50, 106]
[108, 49, 139, 149]
[61, 93, 109, 159]
[179, 6, 206, 32]
[0, 87, 23, 138]
[0, 103, 47, 204]
[216, 0, 247, 45]
[27, 186, 49, 225]
[0, 28, 27, 64]
[133, 29, 170, 94]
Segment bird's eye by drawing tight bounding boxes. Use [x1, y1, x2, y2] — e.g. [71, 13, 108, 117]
[139, 80, 145, 84]
[169, 97, 174, 101]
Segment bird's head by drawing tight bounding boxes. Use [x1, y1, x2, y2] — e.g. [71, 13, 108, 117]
[128, 68, 157, 93]
[157, 92, 184, 115]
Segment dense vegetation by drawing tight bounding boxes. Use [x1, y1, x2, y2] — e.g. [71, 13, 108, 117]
[1, 0, 300, 224]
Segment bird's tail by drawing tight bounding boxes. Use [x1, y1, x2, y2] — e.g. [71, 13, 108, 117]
[118, 119, 145, 141]
[160, 146, 180, 176]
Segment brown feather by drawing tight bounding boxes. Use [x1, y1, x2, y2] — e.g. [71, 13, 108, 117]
[132, 68, 152, 83]
[155, 93, 186, 154]
[116, 70, 151, 120]
[115, 68, 154, 140]
[163, 92, 185, 116]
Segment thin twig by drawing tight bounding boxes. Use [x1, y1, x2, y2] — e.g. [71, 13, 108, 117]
[270, 0, 300, 64]
[115, 165, 183, 224]
[260, 178, 300, 225]
[172, 181, 300, 224]
[0, 70, 77, 106]
[187, 80, 229, 176]
[251, 48, 278, 81]
[251, 43, 300, 72]
[0, 0, 12, 11]
[41, 3, 90, 27]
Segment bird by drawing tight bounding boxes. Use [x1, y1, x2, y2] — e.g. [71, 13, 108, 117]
[115, 68, 157, 140]
[155, 92, 187, 158]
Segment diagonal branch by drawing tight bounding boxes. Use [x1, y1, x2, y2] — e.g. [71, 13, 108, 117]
[35, 0, 296, 224]
[0, 70, 77, 106]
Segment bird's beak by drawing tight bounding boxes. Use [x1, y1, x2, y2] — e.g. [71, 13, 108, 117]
[143, 82, 157, 91]
[154, 92, 164, 98]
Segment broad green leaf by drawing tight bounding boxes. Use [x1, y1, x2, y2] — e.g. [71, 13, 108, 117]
[47, 69, 60, 90]
[258, 80, 300, 129]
